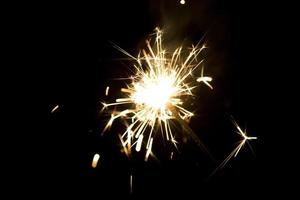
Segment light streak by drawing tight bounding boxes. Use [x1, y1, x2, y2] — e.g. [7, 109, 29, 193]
[51, 105, 59, 113]
[130, 174, 133, 194]
[105, 86, 110, 96]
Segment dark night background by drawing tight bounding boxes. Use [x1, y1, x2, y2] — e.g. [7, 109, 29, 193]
[5, 0, 293, 198]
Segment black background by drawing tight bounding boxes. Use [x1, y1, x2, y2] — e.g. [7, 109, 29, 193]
[6, 0, 291, 198]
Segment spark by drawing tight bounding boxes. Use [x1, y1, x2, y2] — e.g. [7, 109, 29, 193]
[231, 120, 257, 157]
[92, 153, 100, 168]
[130, 174, 133, 194]
[102, 28, 212, 159]
[145, 137, 153, 161]
[135, 134, 143, 152]
[105, 86, 110, 96]
[211, 119, 257, 175]
[170, 152, 174, 160]
[180, 0, 185, 5]
[51, 105, 59, 113]
[197, 66, 213, 89]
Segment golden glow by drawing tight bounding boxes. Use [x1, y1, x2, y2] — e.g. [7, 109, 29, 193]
[133, 75, 177, 110]
[180, 0, 185, 5]
[102, 28, 212, 160]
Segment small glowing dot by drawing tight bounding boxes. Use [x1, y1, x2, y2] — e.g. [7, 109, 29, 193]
[105, 86, 110, 96]
[170, 152, 174, 160]
[92, 153, 100, 168]
[180, 0, 185, 5]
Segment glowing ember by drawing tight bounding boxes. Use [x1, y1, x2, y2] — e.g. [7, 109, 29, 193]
[92, 153, 100, 168]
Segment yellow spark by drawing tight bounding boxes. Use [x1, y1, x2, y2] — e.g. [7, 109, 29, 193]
[91, 153, 100, 168]
[197, 67, 213, 89]
[51, 105, 59, 113]
[232, 120, 257, 157]
[180, 0, 185, 5]
[135, 134, 143, 152]
[105, 86, 110, 96]
[211, 119, 257, 175]
[102, 28, 212, 159]
[145, 137, 153, 161]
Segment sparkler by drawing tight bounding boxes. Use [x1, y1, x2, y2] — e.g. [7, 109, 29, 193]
[102, 28, 212, 160]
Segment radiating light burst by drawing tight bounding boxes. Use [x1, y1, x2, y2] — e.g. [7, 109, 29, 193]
[102, 28, 212, 161]
[232, 119, 257, 158]
[211, 119, 257, 176]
